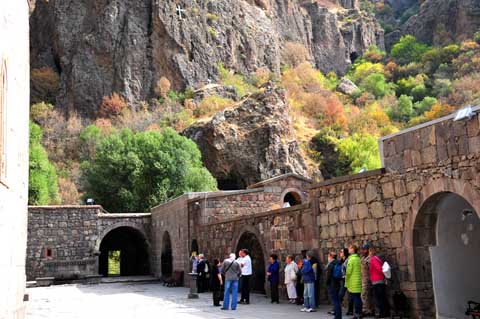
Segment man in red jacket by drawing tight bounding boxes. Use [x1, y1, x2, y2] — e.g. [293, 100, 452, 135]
[369, 247, 390, 318]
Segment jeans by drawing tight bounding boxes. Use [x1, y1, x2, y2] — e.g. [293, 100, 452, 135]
[349, 292, 363, 317]
[240, 275, 251, 302]
[329, 287, 342, 319]
[373, 283, 390, 317]
[222, 280, 239, 310]
[303, 282, 315, 309]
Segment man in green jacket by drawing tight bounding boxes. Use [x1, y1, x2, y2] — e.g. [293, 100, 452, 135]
[346, 244, 363, 319]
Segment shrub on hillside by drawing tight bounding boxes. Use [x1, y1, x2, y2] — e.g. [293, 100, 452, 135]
[31, 67, 60, 104]
[154, 77, 171, 98]
[29, 121, 60, 205]
[193, 95, 235, 118]
[391, 35, 430, 65]
[336, 133, 381, 173]
[99, 93, 127, 118]
[82, 128, 217, 213]
[282, 42, 310, 68]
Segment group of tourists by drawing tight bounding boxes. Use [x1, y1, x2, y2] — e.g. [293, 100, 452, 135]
[191, 243, 391, 318]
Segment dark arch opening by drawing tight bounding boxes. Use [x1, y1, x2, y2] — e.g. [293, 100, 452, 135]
[99, 226, 150, 277]
[161, 231, 173, 276]
[191, 239, 199, 255]
[283, 191, 302, 207]
[350, 51, 359, 64]
[413, 192, 480, 318]
[236, 231, 266, 294]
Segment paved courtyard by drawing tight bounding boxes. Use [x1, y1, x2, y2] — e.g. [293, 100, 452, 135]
[26, 281, 333, 319]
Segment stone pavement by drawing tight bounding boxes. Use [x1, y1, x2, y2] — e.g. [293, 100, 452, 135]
[26, 282, 334, 319]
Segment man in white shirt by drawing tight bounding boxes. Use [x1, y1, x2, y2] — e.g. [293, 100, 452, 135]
[237, 248, 253, 304]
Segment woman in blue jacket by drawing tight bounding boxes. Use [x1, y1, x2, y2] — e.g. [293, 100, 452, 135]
[267, 253, 280, 304]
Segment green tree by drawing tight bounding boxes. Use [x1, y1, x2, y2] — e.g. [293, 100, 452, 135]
[391, 35, 430, 65]
[336, 133, 381, 173]
[359, 73, 393, 98]
[388, 94, 414, 122]
[29, 121, 60, 205]
[82, 128, 217, 213]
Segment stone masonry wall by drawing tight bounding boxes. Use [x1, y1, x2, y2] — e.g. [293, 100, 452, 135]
[196, 175, 311, 224]
[194, 203, 315, 260]
[0, 1, 30, 318]
[27, 206, 151, 281]
[381, 110, 480, 172]
[151, 194, 192, 282]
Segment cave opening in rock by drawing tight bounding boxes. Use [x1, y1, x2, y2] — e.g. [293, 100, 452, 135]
[99, 226, 150, 277]
[217, 172, 245, 190]
[350, 51, 359, 64]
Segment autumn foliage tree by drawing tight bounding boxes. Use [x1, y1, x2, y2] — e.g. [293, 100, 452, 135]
[99, 92, 127, 118]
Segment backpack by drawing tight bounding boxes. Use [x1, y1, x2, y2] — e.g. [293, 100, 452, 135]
[382, 261, 391, 279]
[333, 262, 343, 280]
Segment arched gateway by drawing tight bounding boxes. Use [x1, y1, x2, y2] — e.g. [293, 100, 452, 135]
[235, 231, 267, 294]
[98, 226, 150, 276]
[413, 191, 480, 318]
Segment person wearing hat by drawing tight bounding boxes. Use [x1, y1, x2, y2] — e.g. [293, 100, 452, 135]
[361, 244, 375, 317]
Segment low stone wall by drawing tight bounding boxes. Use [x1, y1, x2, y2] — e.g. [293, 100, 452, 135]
[27, 206, 151, 281]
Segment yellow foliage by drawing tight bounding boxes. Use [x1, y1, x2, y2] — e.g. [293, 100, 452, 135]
[282, 42, 310, 68]
[194, 95, 235, 118]
[155, 77, 171, 98]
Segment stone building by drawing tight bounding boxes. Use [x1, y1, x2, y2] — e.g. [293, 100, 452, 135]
[27, 108, 480, 319]
[0, 2, 30, 319]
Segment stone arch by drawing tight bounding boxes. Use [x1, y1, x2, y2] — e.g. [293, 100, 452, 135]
[280, 187, 306, 207]
[233, 225, 268, 294]
[97, 225, 150, 276]
[95, 221, 150, 253]
[161, 231, 173, 276]
[407, 178, 480, 318]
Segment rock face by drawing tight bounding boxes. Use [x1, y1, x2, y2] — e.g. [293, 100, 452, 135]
[386, 0, 480, 48]
[183, 87, 309, 190]
[30, 0, 383, 117]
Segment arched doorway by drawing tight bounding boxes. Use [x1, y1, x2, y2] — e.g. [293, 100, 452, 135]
[98, 226, 150, 277]
[161, 231, 173, 276]
[283, 191, 302, 207]
[191, 239, 199, 255]
[413, 192, 480, 318]
[236, 231, 266, 294]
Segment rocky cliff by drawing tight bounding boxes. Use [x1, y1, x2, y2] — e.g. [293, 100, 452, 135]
[386, 0, 480, 48]
[30, 0, 383, 117]
[183, 86, 309, 190]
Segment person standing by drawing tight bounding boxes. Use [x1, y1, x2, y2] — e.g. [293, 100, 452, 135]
[369, 247, 390, 318]
[237, 249, 252, 304]
[284, 255, 298, 303]
[361, 244, 375, 316]
[326, 251, 342, 319]
[221, 253, 242, 311]
[338, 248, 354, 315]
[346, 245, 362, 319]
[300, 251, 316, 313]
[267, 254, 280, 304]
[211, 258, 223, 307]
[295, 255, 304, 305]
[197, 254, 208, 293]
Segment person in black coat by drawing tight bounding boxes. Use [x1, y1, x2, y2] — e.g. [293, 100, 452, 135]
[197, 254, 209, 293]
[326, 251, 342, 319]
[211, 258, 223, 306]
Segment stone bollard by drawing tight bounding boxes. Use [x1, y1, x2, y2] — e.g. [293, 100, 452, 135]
[188, 273, 199, 299]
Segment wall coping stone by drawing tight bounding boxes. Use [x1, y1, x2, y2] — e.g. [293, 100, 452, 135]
[247, 173, 313, 189]
[309, 168, 386, 189]
[98, 213, 151, 218]
[201, 202, 311, 227]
